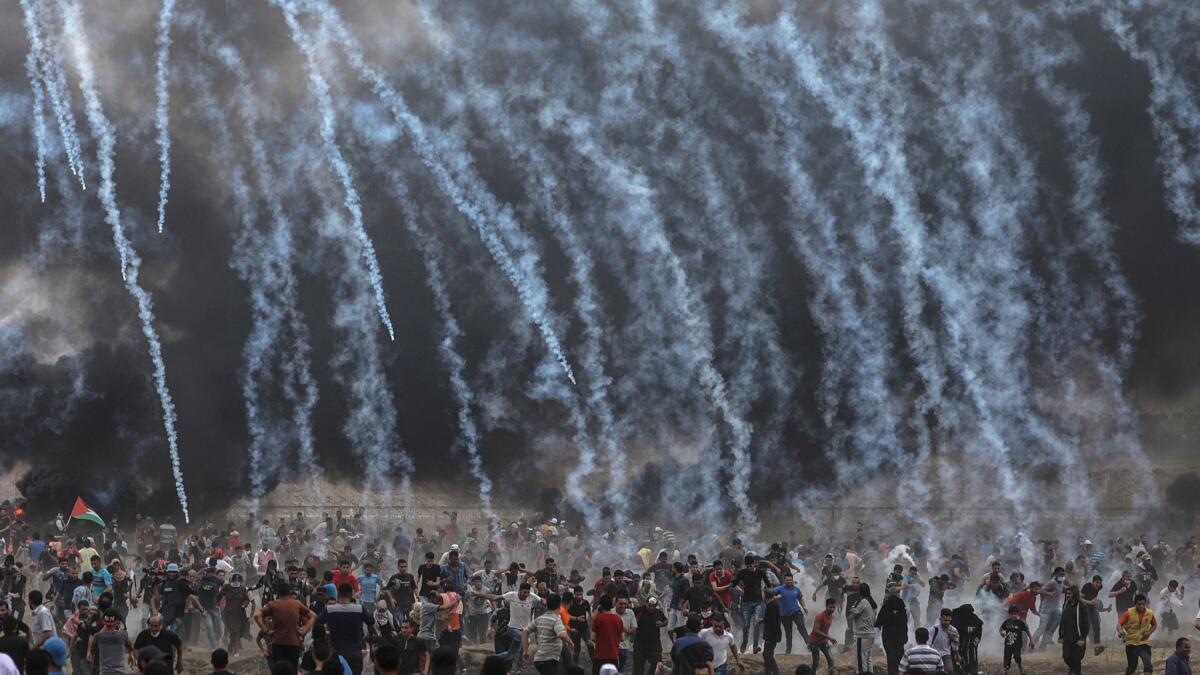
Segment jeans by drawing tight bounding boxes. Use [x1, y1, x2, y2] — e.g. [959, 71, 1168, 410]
[203, 607, 223, 648]
[739, 601, 764, 650]
[715, 665, 728, 675]
[763, 640, 781, 675]
[1088, 606, 1102, 643]
[1125, 644, 1152, 674]
[467, 613, 490, 643]
[810, 642, 834, 675]
[926, 598, 943, 626]
[535, 661, 561, 675]
[781, 613, 807, 652]
[1035, 612, 1061, 649]
[619, 648, 630, 673]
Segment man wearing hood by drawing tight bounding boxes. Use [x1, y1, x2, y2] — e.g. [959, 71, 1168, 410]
[951, 604, 983, 675]
[1058, 585, 1090, 675]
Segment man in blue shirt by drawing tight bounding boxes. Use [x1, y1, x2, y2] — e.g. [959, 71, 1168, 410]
[900, 567, 924, 628]
[318, 583, 375, 675]
[1167, 637, 1192, 675]
[357, 562, 382, 612]
[440, 550, 471, 596]
[89, 557, 112, 599]
[773, 574, 808, 653]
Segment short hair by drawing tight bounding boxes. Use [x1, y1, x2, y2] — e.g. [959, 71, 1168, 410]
[312, 640, 332, 662]
[276, 581, 292, 597]
[825, 597, 837, 606]
[519, 583, 531, 591]
[374, 643, 401, 670]
[598, 595, 614, 611]
[338, 583, 355, 598]
[28, 590, 42, 606]
[915, 627, 930, 643]
[1177, 637, 1190, 650]
[2, 617, 17, 633]
[397, 558, 408, 565]
[480, 655, 510, 675]
[211, 649, 229, 669]
[1135, 593, 1148, 603]
[545, 594, 561, 611]
[1092, 575, 1103, 582]
[91, 555, 101, 563]
[146, 663, 172, 675]
[545, 558, 555, 564]
[940, 608, 953, 617]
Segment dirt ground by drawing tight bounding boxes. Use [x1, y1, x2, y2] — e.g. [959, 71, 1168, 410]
[184, 638, 1186, 674]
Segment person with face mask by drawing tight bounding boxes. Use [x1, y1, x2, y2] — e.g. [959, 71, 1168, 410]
[218, 573, 251, 656]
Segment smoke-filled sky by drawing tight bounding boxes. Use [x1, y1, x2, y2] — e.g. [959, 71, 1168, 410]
[1, 0, 1199, 533]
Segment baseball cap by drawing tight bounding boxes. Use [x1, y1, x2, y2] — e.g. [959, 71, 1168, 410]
[450, 544, 460, 551]
[166, 563, 179, 572]
[600, 665, 619, 675]
[44, 637, 68, 666]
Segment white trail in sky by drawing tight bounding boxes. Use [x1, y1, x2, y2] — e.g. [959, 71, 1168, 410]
[301, 0, 577, 387]
[271, 0, 396, 342]
[153, 0, 175, 234]
[21, 0, 85, 190]
[21, 38, 48, 203]
[56, 0, 189, 522]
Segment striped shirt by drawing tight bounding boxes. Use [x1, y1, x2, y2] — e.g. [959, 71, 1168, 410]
[900, 644, 945, 673]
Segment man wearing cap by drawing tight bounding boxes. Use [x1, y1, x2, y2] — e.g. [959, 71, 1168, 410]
[153, 563, 200, 636]
[42, 636, 70, 674]
[632, 596, 667, 675]
[441, 549, 471, 596]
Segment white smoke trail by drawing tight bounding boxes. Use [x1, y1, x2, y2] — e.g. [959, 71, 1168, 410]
[413, 0, 612, 530]
[772, 0, 1032, 521]
[270, 0, 397, 343]
[20, 0, 85, 190]
[55, 0, 189, 522]
[535, 101, 760, 533]
[297, 0, 577, 387]
[183, 6, 325, 494]
[1100, 2, 1200, 245]
[22, 44, 48, 203]
[153, 0, 175, 234]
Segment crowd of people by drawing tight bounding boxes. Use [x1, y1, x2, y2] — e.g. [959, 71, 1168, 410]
[0, 505, 1198, 675]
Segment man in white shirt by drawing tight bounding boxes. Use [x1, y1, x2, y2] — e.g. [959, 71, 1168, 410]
[699, 617, 743, 675]
[28, 590, 55, 647]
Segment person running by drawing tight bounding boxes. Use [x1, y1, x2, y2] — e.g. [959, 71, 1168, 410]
[761, 590, 782, 675]
[1058, 585, 1090, 675]
[1118, 593, 1157, 675]
[846, 582, 877, 675]
[1160, 580, 1185, 637]
[255, 581, 313, 670]
[590, 595, 624, 675]
[699, 616, 744, 675]
[1034, 567, 1065, 649]
[132, 615, 183, 674]
[772, 574, 807, 655]
[999, 604, 1033, 675]
[89, 609, 135, 675]
[807, 598, 836, 675]
[631, 596, 667, 675]
[1079, 574, 1107, 655]
[318, 583, 374, 675]
[929, 608, 959, 675]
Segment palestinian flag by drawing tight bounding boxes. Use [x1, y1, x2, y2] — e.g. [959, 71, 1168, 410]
[70, 497, 106, 528]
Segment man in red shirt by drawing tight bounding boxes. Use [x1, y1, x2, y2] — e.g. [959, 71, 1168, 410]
[809, 597, 838, 674]
[591, 594, 624, 675]
[331, 560, 360, 596]
[254, 582, 313, 670]
[1006, 581, 1042, 623]
[708, 560, 734, 608]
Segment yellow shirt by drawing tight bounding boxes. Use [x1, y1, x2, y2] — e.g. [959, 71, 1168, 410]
[1119, 607, 1156, 645]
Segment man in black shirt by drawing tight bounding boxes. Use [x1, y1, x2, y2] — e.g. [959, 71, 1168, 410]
[1080, 575, 1106, 653]
[1109, 570, 1139, 615]
[135, 614, 184, 673]
[416, 553, 442, 598]
[533, 559, 561, 592]
[0, 616, 30, 673]
[387, 559, 417, 622]
[196, 567, 224, 649]
[735, 556, 769, 652]
[632, 597, 667, 675]
[393, 620, 427, 675]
